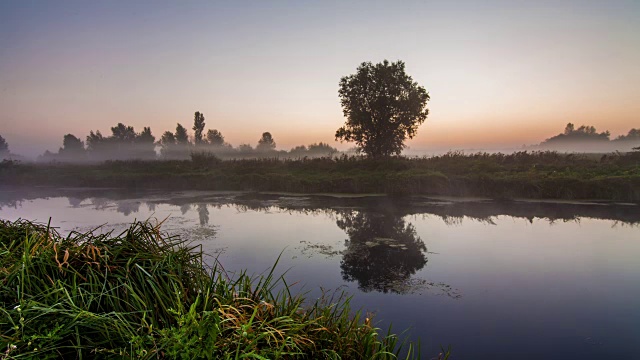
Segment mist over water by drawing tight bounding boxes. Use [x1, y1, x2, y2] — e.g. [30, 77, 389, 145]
[2, 121, 639, 163]
[1, 188, 639, 359]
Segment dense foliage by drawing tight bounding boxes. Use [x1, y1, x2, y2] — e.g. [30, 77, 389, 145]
[336, 60, 430, 158]
[2, 151, 639, 201]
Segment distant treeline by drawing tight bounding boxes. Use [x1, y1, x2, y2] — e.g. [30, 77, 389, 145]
[2, 119, 639, 163]
[533, 123, 640, 152]
[27, 111, 338, 163]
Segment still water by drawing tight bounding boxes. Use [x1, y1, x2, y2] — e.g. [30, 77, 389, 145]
[1, 187, 639, 359]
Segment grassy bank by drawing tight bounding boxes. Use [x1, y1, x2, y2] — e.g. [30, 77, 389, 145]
[0, 219, 433, 359]
[2, 151, 639, 201]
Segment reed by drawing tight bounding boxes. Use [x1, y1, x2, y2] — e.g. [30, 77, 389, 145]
[0, 219, 434, 359]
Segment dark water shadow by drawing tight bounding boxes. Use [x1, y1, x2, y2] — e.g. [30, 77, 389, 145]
[336, 210, 429, 294]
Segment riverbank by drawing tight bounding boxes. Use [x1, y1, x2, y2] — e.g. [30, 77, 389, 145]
[0, 218, 431, 359]
[1, 151, 639, 201]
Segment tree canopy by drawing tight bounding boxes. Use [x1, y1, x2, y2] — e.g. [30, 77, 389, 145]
[193, 112, 206, 145]
[86, 131, 105, 152]
[335, 60, 430, 158]
[84, 123, 156, 160]
[257, 132, 276, 151]
[160, 131, 176, 146]
[111, 123, 136, 143]
[136, 127, 155, 144]
[614, 128, 640, 141]
[61, 134, 85, 154]
[0, 135, 9, 155]
[206, 129, 225, 147]
[175, 124, 190, 145]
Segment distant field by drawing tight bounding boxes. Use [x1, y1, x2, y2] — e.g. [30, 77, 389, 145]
[2, 151, 639, 201]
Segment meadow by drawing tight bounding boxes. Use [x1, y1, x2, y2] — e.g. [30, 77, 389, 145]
[1, 151, 639, 201]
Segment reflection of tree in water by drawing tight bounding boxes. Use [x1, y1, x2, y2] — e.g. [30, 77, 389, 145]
[91, 197, 110, 210]
[67, 197, 84, 207]
[180, 204, 191, 215]
[197, 203, 209, 226]
[337, 211, 427, 294]
[0, 199, 20, 211]
[116, 201, 140, 216]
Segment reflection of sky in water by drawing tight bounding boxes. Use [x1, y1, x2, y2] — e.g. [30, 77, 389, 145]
[1, 190, 639, 359]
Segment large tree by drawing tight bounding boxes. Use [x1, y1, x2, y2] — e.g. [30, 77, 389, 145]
[192, 112, 206, 145]
[335, 60, 430, 157]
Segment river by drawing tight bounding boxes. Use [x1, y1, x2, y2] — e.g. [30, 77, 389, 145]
[1, 187, 639, 359]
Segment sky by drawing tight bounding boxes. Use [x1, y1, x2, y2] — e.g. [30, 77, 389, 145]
[1, 0, 639, 158]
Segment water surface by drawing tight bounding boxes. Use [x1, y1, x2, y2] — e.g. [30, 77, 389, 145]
[1, 187, 639, 359]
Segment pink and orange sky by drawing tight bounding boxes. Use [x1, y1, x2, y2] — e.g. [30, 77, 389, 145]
[1, 1, 639, 157]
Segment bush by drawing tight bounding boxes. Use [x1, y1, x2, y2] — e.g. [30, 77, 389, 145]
[190, 151, 222, 167]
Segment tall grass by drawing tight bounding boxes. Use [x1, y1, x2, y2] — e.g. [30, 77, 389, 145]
[0, 219, 433, 359]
